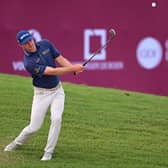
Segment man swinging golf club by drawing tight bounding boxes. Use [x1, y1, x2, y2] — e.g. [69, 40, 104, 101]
[4, 30, 84, 161]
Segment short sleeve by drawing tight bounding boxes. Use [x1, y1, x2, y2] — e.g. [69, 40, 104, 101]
[44, 40, 60, 59]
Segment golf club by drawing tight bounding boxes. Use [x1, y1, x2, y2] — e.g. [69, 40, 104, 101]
[83, 28, 116, 66]
[74, 28, 116, 75]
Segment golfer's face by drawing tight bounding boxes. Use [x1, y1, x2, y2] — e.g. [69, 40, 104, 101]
[22, 39, 37, 52]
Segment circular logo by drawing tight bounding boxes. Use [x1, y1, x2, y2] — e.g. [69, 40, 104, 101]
[136, 37, 163, 69]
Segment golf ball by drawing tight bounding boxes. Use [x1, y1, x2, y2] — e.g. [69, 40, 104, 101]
[152, 2, 157, 7]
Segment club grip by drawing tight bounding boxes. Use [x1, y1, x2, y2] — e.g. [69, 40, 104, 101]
[82, 62, 87, 66]
[73, 62, 87, 75]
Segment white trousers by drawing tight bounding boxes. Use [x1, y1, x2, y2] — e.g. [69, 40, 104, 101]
[14, 82, 65, 154]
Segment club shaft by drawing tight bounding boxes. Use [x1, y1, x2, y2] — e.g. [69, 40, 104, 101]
[83, 36, 113, 66]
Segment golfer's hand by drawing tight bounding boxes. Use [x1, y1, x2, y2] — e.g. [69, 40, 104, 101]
[73, 64, 84, 75]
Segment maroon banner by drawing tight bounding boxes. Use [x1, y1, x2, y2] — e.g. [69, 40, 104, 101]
[0, 0, 168, 96]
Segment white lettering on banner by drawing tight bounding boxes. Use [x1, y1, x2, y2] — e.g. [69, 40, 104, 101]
[13, 60, 124, 71]
[85, 61, 124, 70]
[84, 29, 106, 61]
[136, 37, 163, 69]
[12, 61, 25, 71]
[72, 61, 124, 70]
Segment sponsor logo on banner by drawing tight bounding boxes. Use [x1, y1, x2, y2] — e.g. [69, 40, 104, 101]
[12, 61, 25, 71]
[78, 28, 124, 71]
[84, 29, 106, 61]
[136, 37, 163, 69]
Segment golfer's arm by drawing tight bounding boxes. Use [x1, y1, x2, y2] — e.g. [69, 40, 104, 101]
[56, 55, 73, 67]
[44, 66, 75, 76]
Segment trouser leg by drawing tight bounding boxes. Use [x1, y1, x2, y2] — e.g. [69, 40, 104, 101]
[44, 86, 65, 153]
[15, 91, 51, 145]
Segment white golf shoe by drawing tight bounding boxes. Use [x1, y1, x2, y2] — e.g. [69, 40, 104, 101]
[4, 141, 20, 151]
[41, 152, 52, 161]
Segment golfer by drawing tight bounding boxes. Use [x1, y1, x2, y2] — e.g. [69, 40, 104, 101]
[4, 30, 84, 161]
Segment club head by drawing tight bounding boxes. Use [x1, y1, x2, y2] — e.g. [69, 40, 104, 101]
[109, 29, 116, 37]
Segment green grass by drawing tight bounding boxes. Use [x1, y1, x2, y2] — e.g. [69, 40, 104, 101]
[0, 73, 168, 168]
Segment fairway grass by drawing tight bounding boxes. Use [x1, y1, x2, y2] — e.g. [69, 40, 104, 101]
[0, 73, 168, 168]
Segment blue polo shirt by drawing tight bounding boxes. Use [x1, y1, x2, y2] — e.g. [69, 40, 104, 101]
[24, 39, 60, 88]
